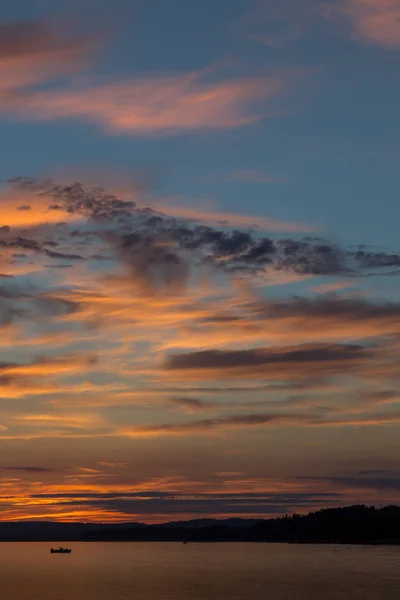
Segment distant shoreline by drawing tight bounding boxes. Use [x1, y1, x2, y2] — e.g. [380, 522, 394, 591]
[0, 539, 399, 545]
[0, 505, 399, 545]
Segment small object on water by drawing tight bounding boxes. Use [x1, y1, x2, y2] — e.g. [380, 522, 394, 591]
[50, 547, 71, 554]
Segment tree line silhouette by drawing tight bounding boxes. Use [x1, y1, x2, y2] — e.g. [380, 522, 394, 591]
[0, 505, 399, 543]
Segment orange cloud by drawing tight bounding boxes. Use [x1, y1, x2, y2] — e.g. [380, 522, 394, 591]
[4, 71, 289, 134]
[0, 461, 397, 522]
[158, 295, 400, 352]
[13, 412, 107, 429]
[0, 410, 112, 441]
[0, 354, 96, 377]
[0, 187, 80, 228]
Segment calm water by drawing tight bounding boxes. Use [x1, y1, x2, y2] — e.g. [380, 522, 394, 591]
[0, 542, 399, 599]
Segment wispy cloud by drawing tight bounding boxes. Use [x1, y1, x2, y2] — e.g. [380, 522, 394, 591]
[3, 72, 288, 135]
[241, 0, 400, 50]
[0, 18, 300, 136]
[337, 0, 400, 49]
[0, 18, 99, 94]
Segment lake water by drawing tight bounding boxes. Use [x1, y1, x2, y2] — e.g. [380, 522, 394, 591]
[0, 542, 399, 599]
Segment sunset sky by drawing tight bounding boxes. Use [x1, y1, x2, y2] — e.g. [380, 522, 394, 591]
[0, 0, 400, 523]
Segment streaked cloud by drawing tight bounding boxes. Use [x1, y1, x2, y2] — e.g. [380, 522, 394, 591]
[167, 396, 214, 413]
[162, 343, 367, 381]
[157, 294, 400, 351]
[0, 466, 55, 473]
[0, 177, 399, 520]
[122, 411, 400, 437]
[3, 72, 289, 135]
[0, 2, 398, 525]
[0, 486, 345, 521]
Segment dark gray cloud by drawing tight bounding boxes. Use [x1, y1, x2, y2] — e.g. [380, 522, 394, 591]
[0, 281, 80, 326]
[354, 249, 400, 269]
[250, 295, 400, 322]
[164, 343, 365, 374]
[141, 413, 299, 433]
[9, 178, 136, 220]
[0, 237, 41, 252]
[168, 397, 214, 411]
[154, 382, 335, 394]
[43, 248, 85, 260]
[0, 236, 85, 261]
[133, 408, 400, 434]
[8, 177, 400, 280]
[20, 490, 342, 517]
[297, 476, 400, 492]
[0, 466, 54, 473]
[30, 491, 339, 500]
[358, 469, 400, 476]
[117, 230, 189, 293]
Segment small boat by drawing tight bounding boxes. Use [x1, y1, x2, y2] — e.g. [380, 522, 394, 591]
[50, 547, 71, 554]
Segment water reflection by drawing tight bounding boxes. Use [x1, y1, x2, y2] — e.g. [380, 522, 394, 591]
[0, 542, 399, 600]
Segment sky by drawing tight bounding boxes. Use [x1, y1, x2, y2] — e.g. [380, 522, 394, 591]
[0, 0, 400, 523]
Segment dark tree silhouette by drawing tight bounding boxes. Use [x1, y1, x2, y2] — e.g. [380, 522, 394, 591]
[0, 505, 399, 544]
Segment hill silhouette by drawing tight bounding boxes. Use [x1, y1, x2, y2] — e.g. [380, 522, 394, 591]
[0, 505, 399, 544]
